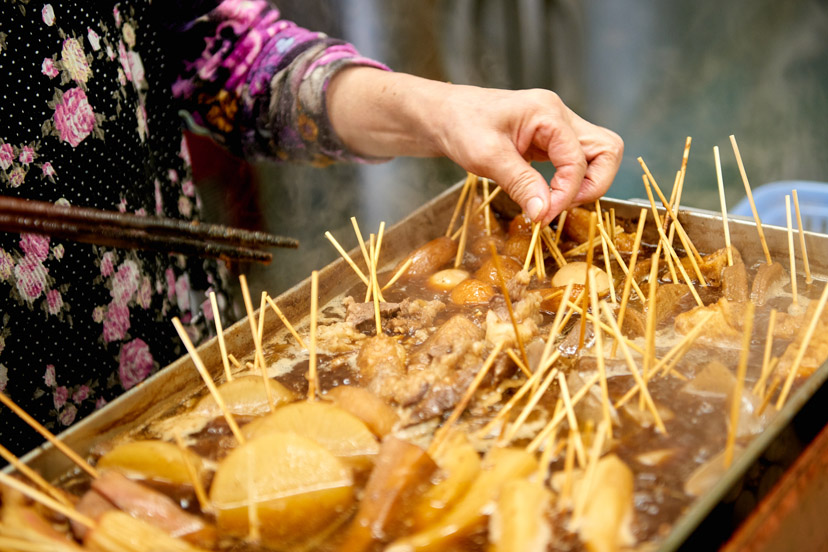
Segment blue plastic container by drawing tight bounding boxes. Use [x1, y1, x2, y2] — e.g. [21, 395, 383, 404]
[731, 180, 828, 234]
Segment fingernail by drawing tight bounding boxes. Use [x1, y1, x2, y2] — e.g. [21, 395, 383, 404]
[527, 197, 544, 221]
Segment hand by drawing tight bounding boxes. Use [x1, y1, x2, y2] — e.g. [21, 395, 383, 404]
[327, 68, 623, 225]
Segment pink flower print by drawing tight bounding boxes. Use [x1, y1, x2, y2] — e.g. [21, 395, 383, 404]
[118, 41, 132, 82]
[112, 260, 139, 303]
[18, 146, 34, 165]
[154, 179, 163, 214]
[134, 208, 147, 217]
[92, 306, 105, 323]
[137, 277, 152, 309]
[136, 103, 147, 142]
[117, 68, 127, 86]
[59, 404, 78, 426]
[128, 51, 145, 86]
[122, 23, 136, 47]
[201, 298, 214, 321]
[9, 166, 26, 188]
[46, 289, 63, 315]
[165, 268, 176, 300]
[119, 338, 153, 390]
[179, 136, 191, 166]
[14, 256, 47, 301]
[42, 162, 57, 179]
[54, 386, 68, 409]
[87, 28, 101, 51]
[42, 4, 55, 26]
[42, 57, 59, 78]
[113, 5, 121, 27]
[181, 179, 195, 197]
[53, 243, 64, 259]
[175, 274, 191, 312]
[95, 397, 107, 409]
[0, 143, 13, 170]
[167, 169, 178, 183]
[43, 365, 56, 387]
[73, 385, 90, 402]
[53, 88, 96, 147]
[178, 196, 192, 218]
[100, 251, 115, 277]
[61, 38, 91, 84]
[117, 198, 127, 213]
[0, 364, 7, 393]
[106, 45, 115, 61]
[0, 249, 13, 280]
[103, 303, 130, 342]
[20, 233, 50, 262]
[0, 336, 4, 356]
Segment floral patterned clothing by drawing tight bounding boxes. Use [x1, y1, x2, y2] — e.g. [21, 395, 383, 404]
[0, 0, 387, 457]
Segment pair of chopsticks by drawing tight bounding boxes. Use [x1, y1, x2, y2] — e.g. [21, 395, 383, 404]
[0, 195, 297, 264]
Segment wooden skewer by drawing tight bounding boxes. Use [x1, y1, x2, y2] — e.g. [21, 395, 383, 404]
[758, 358, 780, 400]
[559, 430, 577, 511]
[0, 391, 98, 479]
[660, 172, 681, 284]
[540, 227, 567, 268]
[349, 216, 373, 276]
[554, 210, 568, 245]
[792, 190, 813, 284]
[594, 221, 645, 303]
[482, 177, 492, 236]
[578, 212, 599, 349]
[538, 283, 577, 366]
[173, 317, 246, 445]
[454, 178, 477, 267]
[446, 172, 475, 237]
[365, 233, 375, 304]
[588, 269, 614, 437]
[612, 208, 648, 358]
[208, 292, 233, 383]
[557, 372, 588, 467]
[714, 146, 734, 266]
[524, 222, 542, 272]
[600, 302, 666, 433]
[499, 363, 561, 445]
[489, 242, 530, 368]
[381, 257, 413, 292]
[227, 354, 242, 369]
[643, 176, 703, 306]
[643, 254, 660, 381]
[538, 405, 563, 482]
[725, 301, 755, 468]
[239, 276, 269, 407]
[0, 442, 72, 506]
[564, 299, 646, 356]
[595, 203, 617, 304]
[639, 159, 707, 284]
[172, 432, 210, 513]
[753, 309, 778, 396]
[324, 231, 370, 287]
[573, 421, 609, 523]
[308, 271, 320, 401]
[505, 348, 533, 379]
[776, 279, 828, 409]
[526, 372, 601, 453]
[256, 291, 276, 412]
[758, 373, 781, 415]
[429, 342, 505, 455]
[374, 222, 387, 303]
[785, 195, 798, 308]
[0, 471, 95, 529]
[370, 235, 382, 336]
[265, 296, 307, 349]
[730, 135, 772, 264]
[450, 186, 503, 241]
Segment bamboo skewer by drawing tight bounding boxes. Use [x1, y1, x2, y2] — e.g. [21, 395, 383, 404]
[265, 296, 307, 349]
[559, 431, 577, 511]
[785, 195, 798, 308]
[371, 234, 383, 336]
[482, 177, 492, 236]
[454, 178, 477, 268]
[173, 317, 245, 445]
[564, 299, 647, 356]
[524, 222, 543, 272]
[499, 363, 561, 445]
[381, 257, 413, 292]
[505, 348, 533, 379]
[0, 442, 72, 506]
[490, 242, 529, 368]
[776, 280, 828, 409]
[589, 269, 614, 437]
[641, 254, 660, 410]
[445, 172, 475, 238]
[350, 216, 373, 275]
[429, 342, 505, 455]
[324, 231, 370, 287]
[0, 391, 98, 480]
[594, 221, 645, 302]
[449, 187, 504, 241]
[227, 354, 242, 369]
[540, 227, 567, 268]
[661, 172, 681, 284]
[526, 372, 601, 453]
[256, 292, 276, 412]
[595, 203, 617, 304]
[557, 372, 588, 468]
[554, 211, 568, 245]
[308, 271, 320, 401]
[792, 190, 813, 284]
[714, 146, 734, 266]
[753, 309, 778, 396]
[172, 432, 210, 513]
[209, 292, 233, 382]
[643, 176, 703, 307]
[0, 472, 95, 529]
[725, 302, 755, 468]
[573, 421, 609, 523]
[600, 302, 666, 433]
[579, 212, 599, 349]
[730, 135, 772, 264]
[612, 208, 648, 358]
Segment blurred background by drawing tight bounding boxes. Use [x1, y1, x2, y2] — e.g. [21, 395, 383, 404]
[195, 0, 828, 299]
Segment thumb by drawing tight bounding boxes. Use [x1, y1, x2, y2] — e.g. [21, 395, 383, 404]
[482, 152, 552, 224]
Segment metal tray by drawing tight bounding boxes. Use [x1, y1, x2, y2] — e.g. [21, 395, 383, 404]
[16, 181, 828, 551]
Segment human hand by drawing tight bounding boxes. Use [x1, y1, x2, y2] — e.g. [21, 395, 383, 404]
[431, 86, 624, 225]
[327, 69, 623, 225]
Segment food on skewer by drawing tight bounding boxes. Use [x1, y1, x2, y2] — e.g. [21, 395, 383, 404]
[4, 158, 828, 552]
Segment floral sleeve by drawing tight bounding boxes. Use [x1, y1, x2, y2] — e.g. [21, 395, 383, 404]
[165, 0, 391, 166]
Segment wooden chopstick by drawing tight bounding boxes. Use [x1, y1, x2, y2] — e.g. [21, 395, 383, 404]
[0, 196, 297, 264]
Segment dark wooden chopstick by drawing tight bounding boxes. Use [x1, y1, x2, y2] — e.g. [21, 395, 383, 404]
[0, 196, 298, 264]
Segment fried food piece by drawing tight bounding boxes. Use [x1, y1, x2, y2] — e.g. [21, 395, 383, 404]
[450, 278, 495, 305]
[561, 207, 593, 244]
[750, 261, 786, 306]
[395, 236, 457, 279]
[475, 255, 522, 286]
[324, 385, 400, 437]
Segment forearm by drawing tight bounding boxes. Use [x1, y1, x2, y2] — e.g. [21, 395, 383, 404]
[326, 67, 452, 159]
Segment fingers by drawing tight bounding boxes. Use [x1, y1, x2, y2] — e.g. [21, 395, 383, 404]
[542, 124, 588, 223]
[480, 146, 553, 222]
